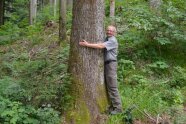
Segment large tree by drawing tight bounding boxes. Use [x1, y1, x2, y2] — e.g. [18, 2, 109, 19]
[68, 0, 108, 123]
[0, 0, 4, 25]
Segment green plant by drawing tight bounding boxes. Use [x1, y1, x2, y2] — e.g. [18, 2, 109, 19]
[147, 61, 169, 75]
[0, 97, 60, 124]
[118, 59, 135, 83]
[169, 66, 186, 88]
[57, 74, 72, 112]
[127, 74, 148, 86]
[0, 22, 21, 45]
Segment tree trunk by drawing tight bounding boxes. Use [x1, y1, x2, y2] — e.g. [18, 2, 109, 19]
[68, 0, 108, 123]
[29, 0, 37, 25]
[53, 0, 57, 18]
[0, 0, 4, 25]
[59, 0, 66, 42]
[109, 0, 115, 17]
[149, 0, 162, 10]
[49, 0, 57, 17]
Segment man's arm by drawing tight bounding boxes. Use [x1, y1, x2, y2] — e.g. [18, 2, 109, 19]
[79, 40, 105, 49]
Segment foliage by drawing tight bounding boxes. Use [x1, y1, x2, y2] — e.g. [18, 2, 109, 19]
[0, 44, 71, 123]
[4, 0, 29, 27]
[0, 22, 21, 45]
[118, 59, 135, 83]
[169, 66, 186, 88]
[116, 1, 186, 62]
[37, 5, 59, 24]
[1, 3, 72, 121]
[0, 96, 60, 124]
[147, 61, 169, 75]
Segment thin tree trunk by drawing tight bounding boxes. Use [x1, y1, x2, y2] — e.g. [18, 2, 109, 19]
[59, 0, 66, 42]
[49, 0, 57, 17]
[29, 0, 37, 25]
[0, 0, 4, 25]
[68, 0, 108, 123]
[53, 0, 57, 18]
[109, 0, 115, 17]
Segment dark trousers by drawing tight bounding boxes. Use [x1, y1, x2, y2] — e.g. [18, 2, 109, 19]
[105, 61, 122, 110]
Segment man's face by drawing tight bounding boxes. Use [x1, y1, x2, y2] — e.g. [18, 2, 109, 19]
[106, 27, 115, 37]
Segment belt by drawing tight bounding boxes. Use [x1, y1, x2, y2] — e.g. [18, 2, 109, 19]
[105, 60, 117, 64]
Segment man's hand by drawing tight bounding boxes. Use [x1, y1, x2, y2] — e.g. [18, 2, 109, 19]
[79, 40, 89, 47]
[79, 40, 105, 49]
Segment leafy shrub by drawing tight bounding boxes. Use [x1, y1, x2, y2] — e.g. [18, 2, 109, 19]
[118, 59, 135, 83]
[116, 1, 186, 62]
[169, 66, 186, 88]
[0, 97, 60, 124]
[127, 74, 148, 86]
[161, 88, 184, 105]
[0, 22, 21, 45]
[147, 61, 169, 75]
[37, 5, 58, 23]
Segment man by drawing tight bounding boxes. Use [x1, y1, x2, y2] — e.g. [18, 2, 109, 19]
[79, 25, 122, 115]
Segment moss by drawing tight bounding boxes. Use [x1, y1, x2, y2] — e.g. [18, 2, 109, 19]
[96, 84, 109, 113]
[66, 100, 90, 124]
[65, 76, 91, 124]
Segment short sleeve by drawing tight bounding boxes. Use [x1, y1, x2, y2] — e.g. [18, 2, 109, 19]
[103, 39, 117, 51]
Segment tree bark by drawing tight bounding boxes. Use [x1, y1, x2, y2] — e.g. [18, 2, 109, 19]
[0, 0, 4, 25]
[29, 0, 37, 25]
[68, 0, 108, 123]
[59, 0, 66, 42]
[109, 0, 115, 17]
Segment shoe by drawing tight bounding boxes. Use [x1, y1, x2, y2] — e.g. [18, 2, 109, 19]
[110, 108, 122, 115]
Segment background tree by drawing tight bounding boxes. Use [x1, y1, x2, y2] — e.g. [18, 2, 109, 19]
[59, 0, 66, 42]
[109, 0, 115, 17]
[0, 0, 4, 25]
[29, 0, 37, 25]
[68, 0, 108, 123]
[49, 0, 58, 18]
[54, 0, 57, 17]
